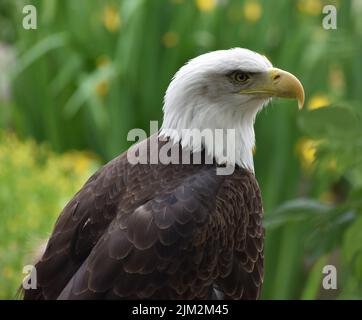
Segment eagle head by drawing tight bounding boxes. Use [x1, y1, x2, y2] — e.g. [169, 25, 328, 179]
[160, 48, 304, 172]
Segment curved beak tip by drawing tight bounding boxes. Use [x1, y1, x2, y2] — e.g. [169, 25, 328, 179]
[298, 90, 305, 110]
[269, 68, 305, 110]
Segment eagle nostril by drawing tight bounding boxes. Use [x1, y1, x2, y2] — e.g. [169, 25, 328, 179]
[273, 74, 281, 81]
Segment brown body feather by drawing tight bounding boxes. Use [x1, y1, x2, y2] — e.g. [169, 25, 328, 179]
[23, 136, 264, 300]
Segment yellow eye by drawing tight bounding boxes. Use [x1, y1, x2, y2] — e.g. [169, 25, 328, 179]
[232, 71, 250, 83]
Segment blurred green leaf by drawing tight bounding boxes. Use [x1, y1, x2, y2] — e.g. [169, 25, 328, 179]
[298, 106, 360, 139]
[265, 198, 332, 230]
[343, 215, 362, 272]
[301, 255, 327, 300]
[11, 33, 67, 79]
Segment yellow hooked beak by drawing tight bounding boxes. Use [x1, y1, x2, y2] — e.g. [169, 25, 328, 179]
[240, 68, 305, 109]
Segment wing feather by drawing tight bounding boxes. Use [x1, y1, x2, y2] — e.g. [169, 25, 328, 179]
[23, 137, 264, 300]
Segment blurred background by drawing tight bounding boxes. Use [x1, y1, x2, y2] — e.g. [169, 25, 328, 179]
[0, 0, 362, 299]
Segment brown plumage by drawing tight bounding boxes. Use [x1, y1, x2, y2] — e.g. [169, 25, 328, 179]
[23, 136, 264, 300]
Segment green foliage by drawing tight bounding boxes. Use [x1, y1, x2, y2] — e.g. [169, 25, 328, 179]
[0, 132, 98, 299]
[0, 0, 361, 299]
[266, 105, 362, 299]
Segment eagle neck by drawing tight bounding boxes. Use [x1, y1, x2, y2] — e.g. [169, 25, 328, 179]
[160, 101, 262, 173]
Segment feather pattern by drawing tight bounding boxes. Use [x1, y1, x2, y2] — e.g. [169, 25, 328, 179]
[23, 136, 264, 300]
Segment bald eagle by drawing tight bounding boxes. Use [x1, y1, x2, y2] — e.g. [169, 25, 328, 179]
[23, 48, 304, 300]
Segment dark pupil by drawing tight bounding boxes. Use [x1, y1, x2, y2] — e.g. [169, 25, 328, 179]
[236, 73, 247, 81]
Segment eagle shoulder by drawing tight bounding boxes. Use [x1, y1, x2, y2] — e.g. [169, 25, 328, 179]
[57, 163, 225, 299]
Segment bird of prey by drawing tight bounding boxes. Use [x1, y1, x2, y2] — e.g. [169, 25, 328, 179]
[22, 48, 304, 300]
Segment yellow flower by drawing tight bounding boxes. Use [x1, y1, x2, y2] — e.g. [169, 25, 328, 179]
[319, 191, 336, 205]
[329, 65, 345, 91]
[61, 151, 94, 176]
[74, 157, 91, 176]
[95, 79, 109, 97]
[243, 0, 262, 23]
[195, 0, 216, 12]
[297, 0, 322, 16]
[96, 55, 111, 68]
[307, 94, 330, 110]
[1, 266, 14, 279]
[327, 158, 337, 171]
[296, 138, 320, 171]
[102, 5, 121, 32]
[162, 31, 179, 48]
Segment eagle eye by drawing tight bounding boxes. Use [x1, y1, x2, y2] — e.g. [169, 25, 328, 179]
[230, 71, 250, 83]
